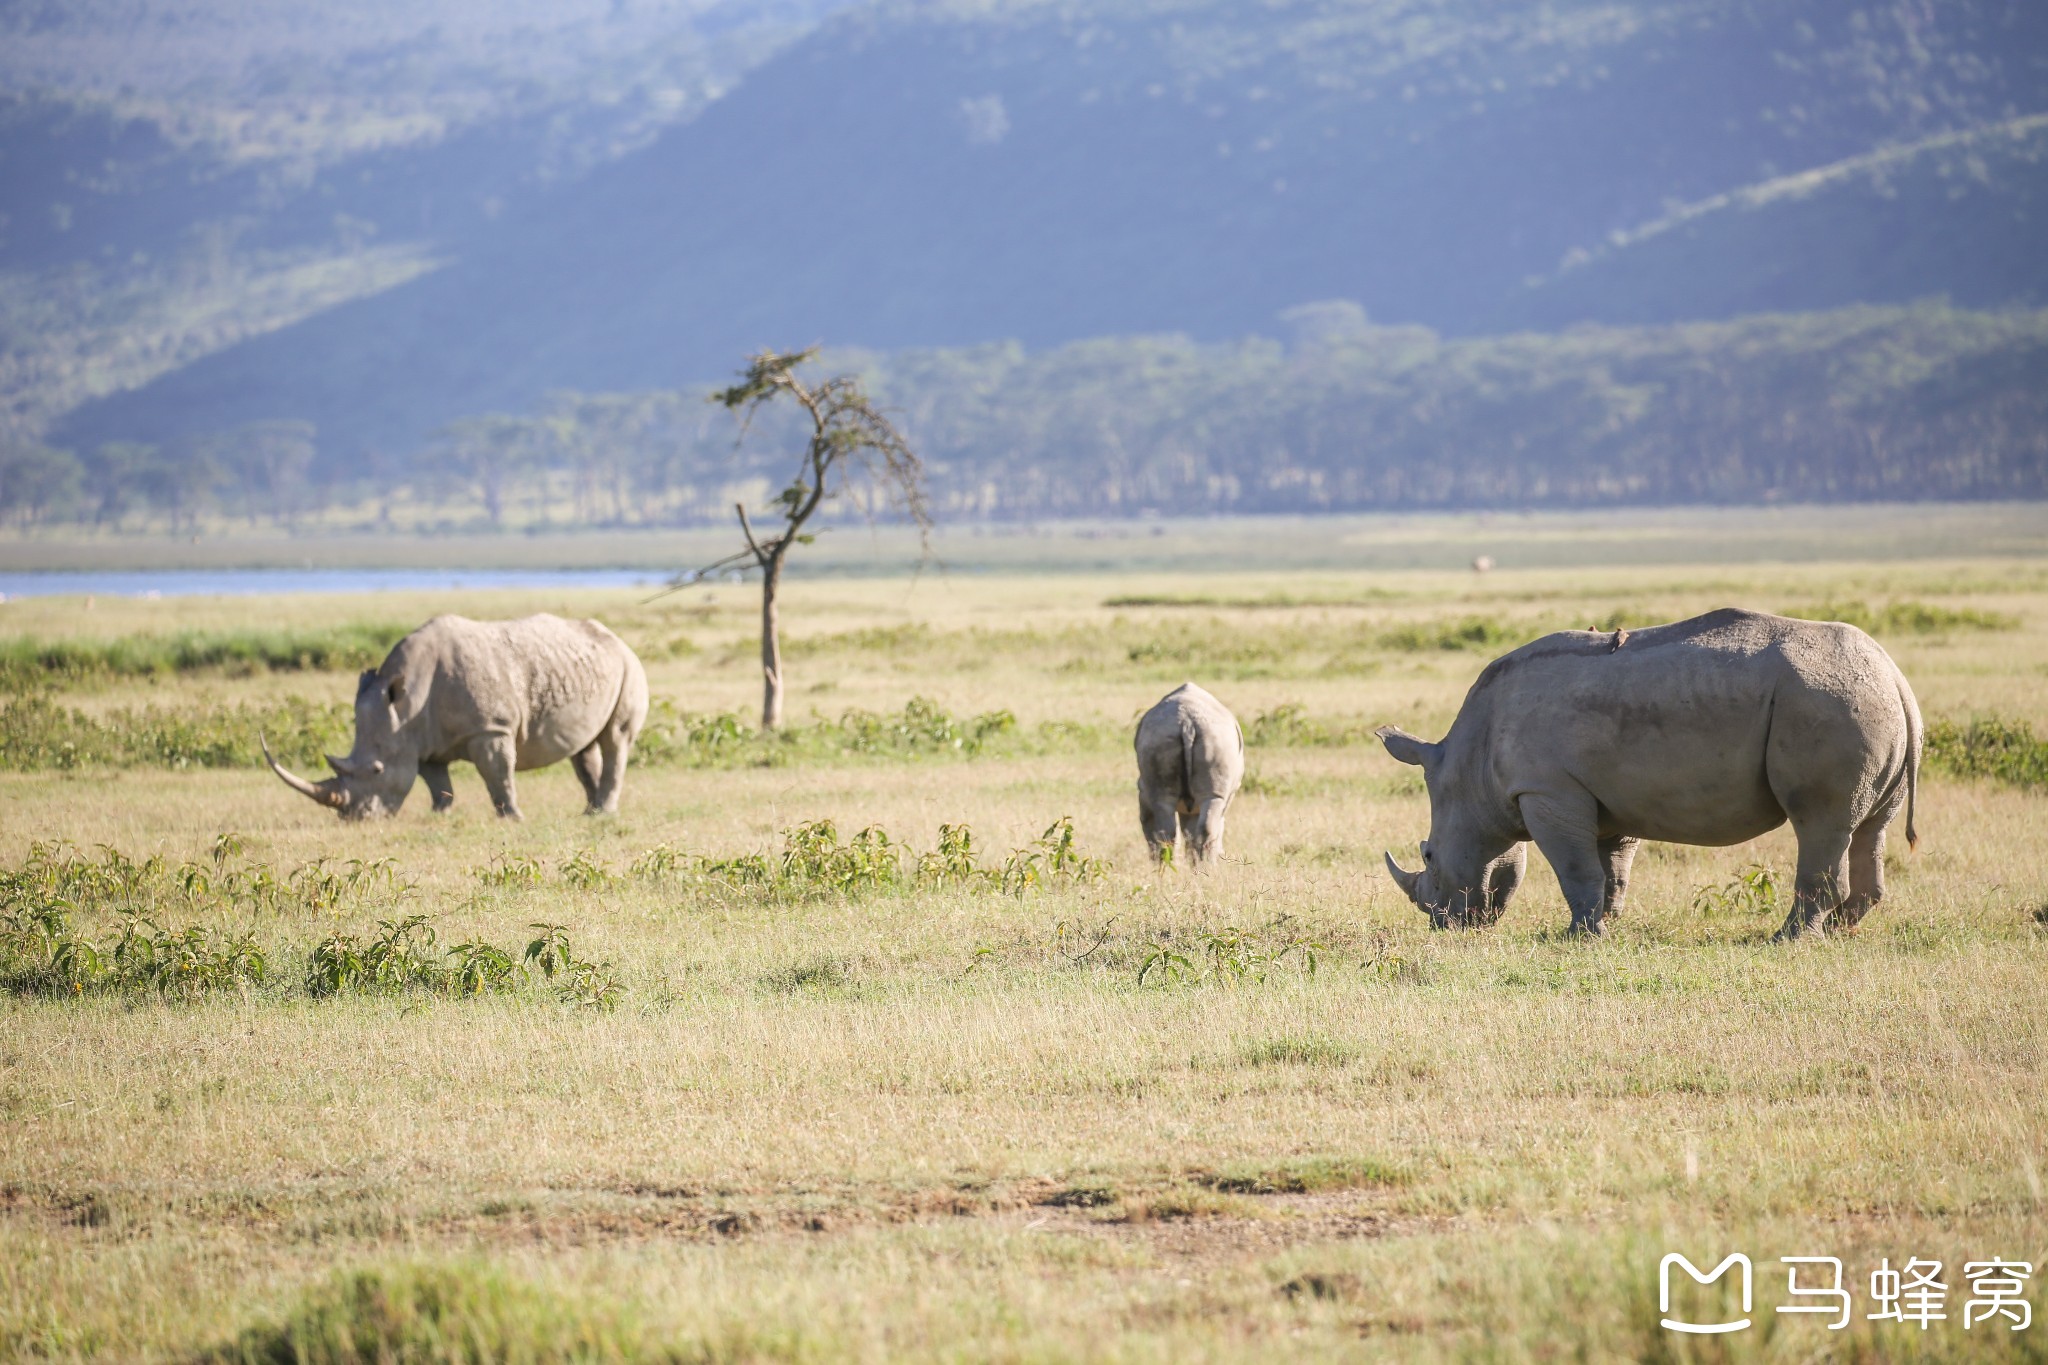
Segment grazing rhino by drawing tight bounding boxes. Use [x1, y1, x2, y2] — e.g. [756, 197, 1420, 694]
[1377, 608, 1920, 939]
[1135, 682, 1245, 866]
[264, 613, 648, 821]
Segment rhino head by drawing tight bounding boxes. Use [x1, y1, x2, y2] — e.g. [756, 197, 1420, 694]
[1376, 725, 1526, 928]
[264, 669, 421, 820]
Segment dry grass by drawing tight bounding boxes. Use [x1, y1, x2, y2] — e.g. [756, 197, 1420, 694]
[2, 515, 2047, 1360]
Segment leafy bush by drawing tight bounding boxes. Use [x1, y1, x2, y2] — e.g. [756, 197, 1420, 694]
[305, 917, 621, 1011]
[476, 854, 546, 889]
[0, 896, 265, 1000]
[8, 836, 405, 920]
[1690, 864, 1781, 918]
[623, 816, 1105, 904]
[1925, 716, 2048, 791]
[305, 915, 453, 998]
[1138, 925, 1321, 986]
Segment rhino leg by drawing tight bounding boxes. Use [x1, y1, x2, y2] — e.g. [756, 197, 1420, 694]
[1598, 836, 1640, 919]
[1182, 795, 1229, 866]
[1833, 815, 1893, 931]
[570, 745, 604, 811]
[573, 728, 631, 816]
[1777, 818, 1854, 940]
[420, 761, 456, 813]
[1522, 794, 1609, 935]
[592, 719, 635, 814]
[469, 734, 522, 820]
[1138, 786, 1180, 864]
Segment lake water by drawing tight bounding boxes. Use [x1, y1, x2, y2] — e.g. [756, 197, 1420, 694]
[0, 568, 679, 600]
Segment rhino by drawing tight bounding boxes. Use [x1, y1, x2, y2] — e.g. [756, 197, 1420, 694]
[263, 613, 649, 821]
[1135, 682, 1245, 866]
[1377, 609, 1921, 939]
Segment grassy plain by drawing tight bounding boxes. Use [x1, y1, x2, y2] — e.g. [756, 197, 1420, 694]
[2, 509, 2047, 1361]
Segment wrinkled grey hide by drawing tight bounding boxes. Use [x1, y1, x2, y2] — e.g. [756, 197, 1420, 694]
[264, 613, 649, 821]
[1135, 682, 1245, 866]
[1379, 609, 1921, 939]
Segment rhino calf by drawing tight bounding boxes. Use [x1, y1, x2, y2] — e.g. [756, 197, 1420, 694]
[1378, 609, 1920, 939]
[265, 613, 648, 821]
[1135, 682, 1245, 866]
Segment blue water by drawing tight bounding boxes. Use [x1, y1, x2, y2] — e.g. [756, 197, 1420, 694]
[0, 568, 672, 599]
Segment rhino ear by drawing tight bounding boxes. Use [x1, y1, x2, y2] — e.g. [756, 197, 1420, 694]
[1375, 726, 1441, 770]
[385, 676, 406, 706]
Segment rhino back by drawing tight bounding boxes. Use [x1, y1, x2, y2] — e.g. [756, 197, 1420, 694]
[1453, 609, 1906, 844]
[1135, 683, 1243, 803]
[391, 614, 634, 766]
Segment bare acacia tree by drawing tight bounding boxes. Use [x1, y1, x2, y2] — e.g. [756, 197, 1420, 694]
[702, 348, 930, 729]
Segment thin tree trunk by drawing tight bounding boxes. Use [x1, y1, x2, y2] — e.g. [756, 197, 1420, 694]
[759, 553, 785, 730]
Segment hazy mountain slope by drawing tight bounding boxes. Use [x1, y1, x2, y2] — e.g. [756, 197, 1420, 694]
[1518, 114, 2048, 325]
[0, 0, 853, 446]
[56, 0, 2048, 466]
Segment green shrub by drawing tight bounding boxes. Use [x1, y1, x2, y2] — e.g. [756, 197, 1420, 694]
[305, 915, 452, 998]
[213, 1261, 650, 1364]
[1925, 716, 2048, 790]
[304, 917, 620, 1011]
[1138, 925, 1321, 986]
[636, 816, 1105, 905]
[0, 897, 264, 1000]
[7, 836, 405, 918]
[1690, 864, 1781, 918]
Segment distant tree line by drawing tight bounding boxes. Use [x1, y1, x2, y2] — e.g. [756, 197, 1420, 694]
[4, 302, 2045, 530]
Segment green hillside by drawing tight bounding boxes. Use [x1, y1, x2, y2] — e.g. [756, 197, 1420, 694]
[1521, 114, 2048, 325]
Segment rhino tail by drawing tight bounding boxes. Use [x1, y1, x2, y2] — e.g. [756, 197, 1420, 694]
[1177, 713, 1198, 807]
[1899, 672, 1921, 852]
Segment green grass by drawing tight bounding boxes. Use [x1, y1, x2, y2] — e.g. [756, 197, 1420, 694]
[0, 624, 408, 688]
[1786, 598, 2020, 635]
[3, 549, 2047, 1362]
[0, 691, 352, 770]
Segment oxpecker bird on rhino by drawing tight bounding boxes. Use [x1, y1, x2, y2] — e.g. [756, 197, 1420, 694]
[1378, 609, 1920, 939]
[263, 613, 648, 821]
[1135, 682, 1245, 866]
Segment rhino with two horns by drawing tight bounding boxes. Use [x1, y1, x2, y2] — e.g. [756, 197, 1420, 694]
[264, 613, 648, 821]
[1378, 609, 1921, 939]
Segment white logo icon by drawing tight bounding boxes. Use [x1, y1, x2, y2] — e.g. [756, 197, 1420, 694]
[1661, 1253, 1753, 1334]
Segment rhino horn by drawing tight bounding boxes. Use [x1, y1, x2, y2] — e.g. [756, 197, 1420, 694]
[325, 753, 383, 778]
[1383, 851, 1422, 903]
[264, 734, 344, 808]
